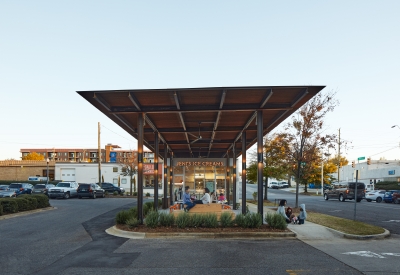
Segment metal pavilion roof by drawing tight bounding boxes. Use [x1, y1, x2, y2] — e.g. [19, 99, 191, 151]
[77, 86, 325, 159]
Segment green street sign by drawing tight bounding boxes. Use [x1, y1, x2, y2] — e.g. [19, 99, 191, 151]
[358, 156, 365, 161]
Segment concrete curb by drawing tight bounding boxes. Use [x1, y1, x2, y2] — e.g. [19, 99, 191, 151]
[326, 227, 391, 240]
[0, 206, 56, 220]
[105, 225, 296, 239]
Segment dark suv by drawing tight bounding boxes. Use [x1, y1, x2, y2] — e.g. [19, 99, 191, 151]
[77, 184, 105, 199]
[8, 183, 33, 196]
[98, 182, 125, 194]
[324, 182, 365, 202]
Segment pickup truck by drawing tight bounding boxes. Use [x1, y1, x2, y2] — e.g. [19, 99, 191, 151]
[48, 182, 79, 199]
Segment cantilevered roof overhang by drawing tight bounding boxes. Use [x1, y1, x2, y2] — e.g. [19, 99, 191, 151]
[77, 86, 325, 159]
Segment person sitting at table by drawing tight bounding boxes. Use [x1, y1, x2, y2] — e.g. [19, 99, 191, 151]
[193, 188, 211, 205]
[210, 191, 217, 202]
[218, 193, 226, 203]
[183, 186, 195, 212]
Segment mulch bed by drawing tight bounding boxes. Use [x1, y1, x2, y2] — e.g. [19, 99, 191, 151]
[116, 224, 289, 233]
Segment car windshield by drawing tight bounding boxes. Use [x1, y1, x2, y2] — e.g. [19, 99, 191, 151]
[8, 184, 22, 188]
[56, 183, 70, 187]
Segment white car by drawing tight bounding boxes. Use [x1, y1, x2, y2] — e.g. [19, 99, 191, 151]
[268, 182, 279, 189]
[365, 190, 386, 203]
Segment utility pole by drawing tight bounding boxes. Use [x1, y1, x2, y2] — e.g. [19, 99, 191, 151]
[98, 122, 101, 186]
[337, 128, 341, 183]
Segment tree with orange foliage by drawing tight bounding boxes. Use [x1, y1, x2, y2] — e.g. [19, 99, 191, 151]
[22, 152, 45, 161]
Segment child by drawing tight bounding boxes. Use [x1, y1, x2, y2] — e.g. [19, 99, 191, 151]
[286, 207, 297, 224]
[218, 193, 226, 202]
[297, 204, 307, 225]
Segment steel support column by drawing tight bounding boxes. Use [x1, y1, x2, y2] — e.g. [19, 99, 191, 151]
[163, 147, 168, 209]
[257, 111, 264, 216]
[154, 132, 159, 210]
[242, 131, 247, 215]
[226, 151, 230, 205]
[233, 144, 237, 210]
[137, 113, 144, 224]
[169, 152, 173, 206]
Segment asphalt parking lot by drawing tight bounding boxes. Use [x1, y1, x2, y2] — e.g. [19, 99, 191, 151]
[0, 197, 369, 275]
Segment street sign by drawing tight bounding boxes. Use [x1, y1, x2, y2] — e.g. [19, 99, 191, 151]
[357, 156, 365, 161]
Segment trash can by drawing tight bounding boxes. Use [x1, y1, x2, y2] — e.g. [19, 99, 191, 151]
[162, 197, 170, 209]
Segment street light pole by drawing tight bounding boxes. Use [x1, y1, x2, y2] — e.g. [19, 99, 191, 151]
[46, 158, 49, 185]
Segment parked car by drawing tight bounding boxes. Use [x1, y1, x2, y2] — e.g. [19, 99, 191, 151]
[77, 183, 105, 199]
[280, 182, 289, 188]
[7, 183, 33, 196]
[0, 185, 9, 190]
[383, 190, 400, 203]
[0, 190, 17, 198]
[99, 182, 125, 194]
[324, 182, 365, 202]
[48, 182, 79, 199]
[392, 191, 400, 204]
[269, 182, 279, 189]
[365, 190, 386, 203]
[32, 184, 55, 196]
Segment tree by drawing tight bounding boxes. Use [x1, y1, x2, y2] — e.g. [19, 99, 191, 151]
[22, 152, 45, 161]
[280, 91, 339, 207]
[247, 134, 291, 200]
[119, 151, 138, 195]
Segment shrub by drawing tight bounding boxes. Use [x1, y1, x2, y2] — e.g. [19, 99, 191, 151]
[159, 212, 175, 227]
[252, 192, 257, 200]
[105, 191, 109, 196]
[246, 213, 263, 228]
[144, 210, 159, 228]
[235, 213, 246, 227]
[17, 195, 38, 210]
[234, 203, 241, 210]
[190, 214, 205, 227]
[0, 204, 3, 216]
[115, 210, 131, 224]
[128, 206, 138, 218]
[0, 199, 18, 213]
[175, 212, 190, 228]
[133, 191, 138, 196]
[120, 192, 124, 196]
[143, 204, 150, 217]
[145, 201, 155, 210]
[220, 212, 234, 227]
[265, 213, 288, 230]
[145, 192, 151, 197]
[31, 194, 50, 208]
[203, 213, 218, 228]
[14, 198, 29, 211]
[126, 217, 140, 228]
[158, 199, 162, 208]
[113, 191, 118, 196]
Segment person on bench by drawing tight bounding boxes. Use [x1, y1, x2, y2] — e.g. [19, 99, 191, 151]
[183, 186, 195, 212]
[193, 187, 211, 205]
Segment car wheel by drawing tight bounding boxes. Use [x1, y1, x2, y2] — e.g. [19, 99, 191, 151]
[324, 194, 329, 200]
[376, 197, 382, 203]
[78, 196, 82, 199]
[102, 192, 105, 198]
[64, 192, 70, 199]
[366, 199, 372, 202]
[92, 193, 96, 199]
[339, 194, 345, 202]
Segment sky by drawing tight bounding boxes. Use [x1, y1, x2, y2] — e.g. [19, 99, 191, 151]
[1, 1, 400, 163]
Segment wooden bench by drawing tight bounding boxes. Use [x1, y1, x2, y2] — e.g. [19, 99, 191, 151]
[170, 203, 234, 220]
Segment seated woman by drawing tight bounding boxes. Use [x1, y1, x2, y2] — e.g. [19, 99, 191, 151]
[193, 188, 211, 204]
[276, 199, 291, 223]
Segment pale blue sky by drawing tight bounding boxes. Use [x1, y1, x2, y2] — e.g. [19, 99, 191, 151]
[1, 1, 400, 163]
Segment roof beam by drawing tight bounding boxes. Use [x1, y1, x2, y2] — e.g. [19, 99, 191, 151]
[110, 104, 292, 114]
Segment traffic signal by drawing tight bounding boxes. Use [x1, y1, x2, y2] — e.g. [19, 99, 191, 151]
[367, 158, 371, 165]
[351, 161, 355, 168]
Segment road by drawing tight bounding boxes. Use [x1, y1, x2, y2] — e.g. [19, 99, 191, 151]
[0, 197, 365, 275]
[241, 184, 400, 236]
